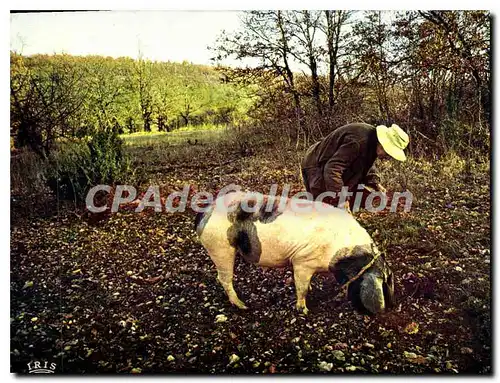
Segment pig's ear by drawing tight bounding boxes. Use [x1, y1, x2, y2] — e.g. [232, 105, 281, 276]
[360, 272, 385, 314]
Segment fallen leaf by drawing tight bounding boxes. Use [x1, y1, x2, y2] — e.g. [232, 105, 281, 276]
[131, 367, 142, 374]
[404, 322, 419, 334]
[23, 281, 33, 289]
[144, 276, 163, 284]
[215, 314, 228, 323]
[229, 354, 240, 364]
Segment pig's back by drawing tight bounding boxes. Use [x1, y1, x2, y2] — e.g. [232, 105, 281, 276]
[254, 199, 373, 267]
[198, 192, 373, 268]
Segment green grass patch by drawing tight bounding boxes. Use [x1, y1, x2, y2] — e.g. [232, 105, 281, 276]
[122, 124, 229, 148]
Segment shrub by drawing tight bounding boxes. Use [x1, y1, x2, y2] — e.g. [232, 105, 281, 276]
[45, 127, 132, 202]
[11, 148, 47, 196]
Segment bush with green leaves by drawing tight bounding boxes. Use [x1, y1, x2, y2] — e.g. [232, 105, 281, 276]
[45, 127, 132, 202]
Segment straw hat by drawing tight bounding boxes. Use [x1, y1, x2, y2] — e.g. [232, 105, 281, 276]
[375, 124, 409, 161]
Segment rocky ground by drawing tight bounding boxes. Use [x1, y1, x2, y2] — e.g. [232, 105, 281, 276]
[11, 143, 491, 374]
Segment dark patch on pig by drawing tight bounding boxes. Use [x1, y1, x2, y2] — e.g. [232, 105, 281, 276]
[195, 203, 215, 237]
[329, 245, 374, 283]
[237, 231, 252, 255]
[258, 196, 283, 223]
[227, 195, 283, 225]
[330, 245, 392, 283]
[227, 219, 262, 264]
[330, 245, 394, 314]
[226, 195, 284, 264]
[227, 199, 255, 222]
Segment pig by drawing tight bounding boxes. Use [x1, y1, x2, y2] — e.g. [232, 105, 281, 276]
[195, 191, 394, 315]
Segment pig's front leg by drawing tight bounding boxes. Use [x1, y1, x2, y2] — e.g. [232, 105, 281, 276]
[292, 263, 315, 315]
[217, 269, 248, 310]
[210, 248, 248, 310]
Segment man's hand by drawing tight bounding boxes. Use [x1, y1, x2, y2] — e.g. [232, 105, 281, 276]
[365, 183, 386, 193]
[376, 184, 387, 193]
[343, 200, 352, 214]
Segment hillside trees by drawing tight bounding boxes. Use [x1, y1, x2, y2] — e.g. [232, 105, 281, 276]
[176, 63, 209, 126]
[152, 65, 172, 132]
[10, 53, 254, 154]
[82, 55, 132, 133]
[10, 10, 490, 158]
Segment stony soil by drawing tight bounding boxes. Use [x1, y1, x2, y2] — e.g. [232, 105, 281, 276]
[11, 145, 491, 374]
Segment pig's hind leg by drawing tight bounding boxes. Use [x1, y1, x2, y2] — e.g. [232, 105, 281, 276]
[292, 262, 316, 315]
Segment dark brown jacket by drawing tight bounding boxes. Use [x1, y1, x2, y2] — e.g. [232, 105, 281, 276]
[301, 123, 380, 198]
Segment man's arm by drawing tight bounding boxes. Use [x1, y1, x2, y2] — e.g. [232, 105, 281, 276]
[364, 163, 381, 186]
[364, 164, 386, 192]
[323, 141, 360, 193]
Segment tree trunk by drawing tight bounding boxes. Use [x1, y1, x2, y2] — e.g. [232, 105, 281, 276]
[325, 11, 335, 109]
[180, 113, 189, 126]
[276, 11, 305, 138]
[302, 11, 322, 117]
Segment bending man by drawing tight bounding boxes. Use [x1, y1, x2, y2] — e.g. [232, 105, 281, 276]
[301, 123, 409, 210]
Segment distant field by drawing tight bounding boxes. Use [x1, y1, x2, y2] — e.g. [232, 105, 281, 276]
[122, 124, 230, 147]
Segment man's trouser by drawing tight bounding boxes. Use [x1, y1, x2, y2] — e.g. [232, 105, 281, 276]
[301, 167, 324, 199]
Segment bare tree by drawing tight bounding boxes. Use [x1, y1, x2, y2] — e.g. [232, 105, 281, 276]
[10, 53, 87, 157]
[321, 10, 354, 110]
[287, 11, 323, 116]
[418, 11, 490, 120]
[351, 11, 394, 121]
[134, 56, 154, 132]
[211, 11, 305, 136]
